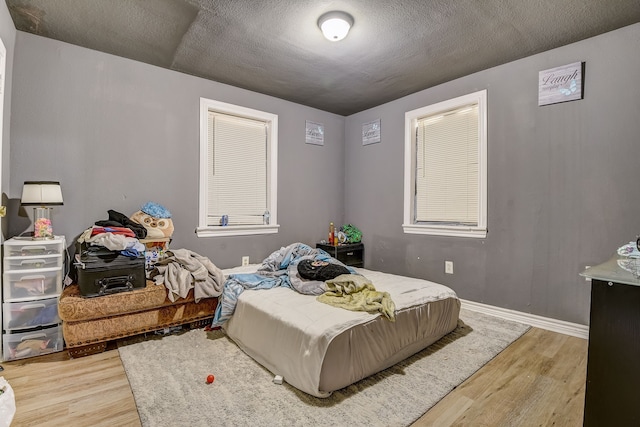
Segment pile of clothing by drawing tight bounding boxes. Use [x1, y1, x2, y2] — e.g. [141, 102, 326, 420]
[78, 202, 174, 258]
[149, 249, 224, 303]
[75, 203, 223, 302]
[211, 242, 395, 328]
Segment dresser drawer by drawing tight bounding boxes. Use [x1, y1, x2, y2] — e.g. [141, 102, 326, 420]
[316, 243, 364, 268]
[3, 239, 64, 257]
[3, 268, 63, 301]
[2, 324, 63, 361]
[3, 297, 60, 331]
[339, 249, 363, 267]
[4, 254, 63, 271]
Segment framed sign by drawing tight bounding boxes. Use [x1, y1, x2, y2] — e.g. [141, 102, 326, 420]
[538, 62, 584, 106]
[305, 120, 324, 145]
[362, 119, 381, 145]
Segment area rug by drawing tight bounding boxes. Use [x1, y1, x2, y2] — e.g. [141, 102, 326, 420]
[118, 308, 529, 427]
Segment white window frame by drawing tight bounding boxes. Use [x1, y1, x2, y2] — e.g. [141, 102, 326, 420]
[403, 90, 487, 238]
[197, 98, 279, 237]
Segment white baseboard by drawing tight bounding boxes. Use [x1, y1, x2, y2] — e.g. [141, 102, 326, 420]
[460, 299, 589, 340]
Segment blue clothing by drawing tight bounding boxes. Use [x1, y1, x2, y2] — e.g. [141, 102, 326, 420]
[211, 242, 352, 327]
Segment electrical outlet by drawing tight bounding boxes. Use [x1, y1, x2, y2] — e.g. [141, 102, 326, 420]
[242, 256, 250, 266]
[445, 261, 454, 274]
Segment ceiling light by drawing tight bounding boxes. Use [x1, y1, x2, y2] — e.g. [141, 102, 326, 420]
[318, 11, 354, 42]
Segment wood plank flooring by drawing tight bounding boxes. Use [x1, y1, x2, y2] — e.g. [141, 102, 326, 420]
[1, 327, 587, 427]
[1, 344, 141, 427]
[414, 327, 588, 426]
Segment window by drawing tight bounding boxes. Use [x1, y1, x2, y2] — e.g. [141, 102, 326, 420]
[197, 98, 278, 237]
[403, 90, 487, 238]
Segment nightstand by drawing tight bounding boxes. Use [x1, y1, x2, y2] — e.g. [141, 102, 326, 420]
[316, 243, 364, 268]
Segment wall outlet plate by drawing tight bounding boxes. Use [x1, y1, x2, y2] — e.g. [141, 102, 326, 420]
[445, 261, 454, 274]
[242, 256, 250, 266]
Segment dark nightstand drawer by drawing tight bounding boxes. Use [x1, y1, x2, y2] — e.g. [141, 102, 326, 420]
[316, 243, 364, 268]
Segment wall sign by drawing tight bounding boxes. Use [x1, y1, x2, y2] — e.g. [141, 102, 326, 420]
[305, 120, 324, 145]
[538, 62, 584, 106]
[362, 119, 381, 145]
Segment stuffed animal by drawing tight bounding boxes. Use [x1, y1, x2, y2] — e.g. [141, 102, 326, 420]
[130, 202, 174, 239]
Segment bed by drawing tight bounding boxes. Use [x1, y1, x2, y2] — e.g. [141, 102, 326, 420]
[220, 260, 460, 398]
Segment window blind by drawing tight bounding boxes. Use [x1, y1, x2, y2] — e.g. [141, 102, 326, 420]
[415, 104, 479, 225]
[207, 111, 267, 226]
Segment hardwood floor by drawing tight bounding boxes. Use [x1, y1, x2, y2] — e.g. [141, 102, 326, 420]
[413, 328, 588, 426]
[1, 344, 141, 427]
[1, 327, 587, 427]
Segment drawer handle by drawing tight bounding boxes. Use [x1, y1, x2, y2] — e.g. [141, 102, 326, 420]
[21, 332, 47, 341]
[20, 259, 46, 266]
[19, 275, 46, 281]
[18, 303, 46, 310]
[20, 246, 46, 251]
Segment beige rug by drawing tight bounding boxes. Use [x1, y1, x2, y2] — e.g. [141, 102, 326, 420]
[118, 308, 530, 427]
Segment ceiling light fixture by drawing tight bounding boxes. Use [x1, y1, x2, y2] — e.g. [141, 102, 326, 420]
[318, 11, 354, 42]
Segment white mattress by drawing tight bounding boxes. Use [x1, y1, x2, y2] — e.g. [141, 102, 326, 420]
[222, 266, 460, 398]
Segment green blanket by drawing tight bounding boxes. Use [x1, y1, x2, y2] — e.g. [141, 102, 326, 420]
[317, 274, 396, 321]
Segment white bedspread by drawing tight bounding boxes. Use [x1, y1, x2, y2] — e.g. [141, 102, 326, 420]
[222, 266, 459, 397]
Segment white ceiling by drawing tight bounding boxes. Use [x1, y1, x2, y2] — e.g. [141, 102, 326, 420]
[6, 0, 640, 115]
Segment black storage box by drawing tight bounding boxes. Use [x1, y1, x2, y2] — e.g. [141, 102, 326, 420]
[75, 244, 146, 297]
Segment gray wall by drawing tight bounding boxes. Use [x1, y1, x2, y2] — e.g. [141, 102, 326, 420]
[345, 23, 640, 325]
[8, 19, 640, 325]
[0, 1, 16, 240]
[9, 32, 345, 268]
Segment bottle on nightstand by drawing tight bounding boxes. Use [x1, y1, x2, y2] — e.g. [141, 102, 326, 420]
[329, 222, 335, 246]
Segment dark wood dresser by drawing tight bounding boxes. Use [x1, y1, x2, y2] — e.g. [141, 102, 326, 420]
[580, 257, 640, 426]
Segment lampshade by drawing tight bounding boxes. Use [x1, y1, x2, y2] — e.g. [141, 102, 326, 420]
[318, 11, 354, 42]
[21, 181, 64, 206]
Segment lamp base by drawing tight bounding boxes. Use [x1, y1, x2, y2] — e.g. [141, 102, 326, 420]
[33, 207, 54, 239]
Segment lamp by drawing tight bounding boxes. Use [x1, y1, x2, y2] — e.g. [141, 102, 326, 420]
[318, 11, 354, 42]
[21, 181, 63, 239]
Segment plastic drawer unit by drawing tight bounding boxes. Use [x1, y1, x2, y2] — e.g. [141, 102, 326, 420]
[3, 297, 61, 330]
[4, 254, 63, 271]
[3, 268, 63, 301]
[4, 240, 64, 257]
[2, 236, 66, 361]
[2, 324, 64, 361]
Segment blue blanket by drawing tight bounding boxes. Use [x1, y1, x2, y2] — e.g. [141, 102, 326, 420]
[211, 242, 352, 327]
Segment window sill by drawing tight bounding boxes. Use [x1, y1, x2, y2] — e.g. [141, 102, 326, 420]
[196, 224, 279, 238]
[402, 224, 487, 238]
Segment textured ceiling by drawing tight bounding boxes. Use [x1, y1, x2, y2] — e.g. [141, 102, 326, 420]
[6, 0, 640, 115]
